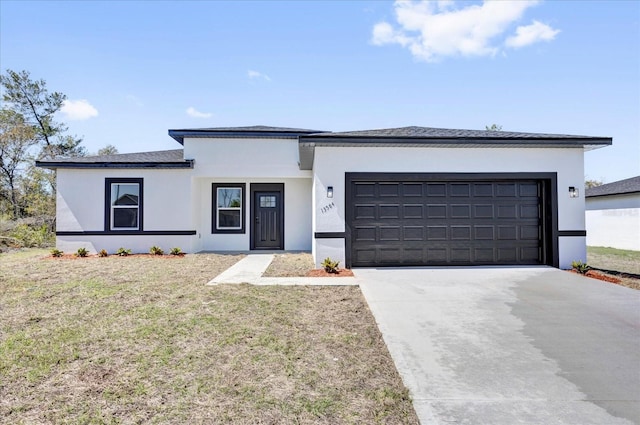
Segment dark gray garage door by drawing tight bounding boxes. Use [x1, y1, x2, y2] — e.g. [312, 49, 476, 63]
[347, 175, 548, 267]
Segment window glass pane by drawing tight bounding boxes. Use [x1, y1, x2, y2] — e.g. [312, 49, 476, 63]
[217, 188, 242, 208]
[112, 184, 139, 206]
[113, 208, 138, 228]
[218, 210, 241, 228]
[260, 195, 276, 208]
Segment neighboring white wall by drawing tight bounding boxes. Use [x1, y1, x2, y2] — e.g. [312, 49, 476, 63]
[195, 177, 312, 252]
[586, 193, 640, 251]
[55, 168, 195, 254]
[312, 146, 586, 269]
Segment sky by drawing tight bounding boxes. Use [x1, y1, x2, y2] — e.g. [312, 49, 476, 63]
[1, 0, 638, 183]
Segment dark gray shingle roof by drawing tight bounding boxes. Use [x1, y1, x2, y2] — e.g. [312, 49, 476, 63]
[305, 126, 609, 141]
[36, 149, 192, 169]
[586, 176, 640, 198]
[169, 125, 326, 144]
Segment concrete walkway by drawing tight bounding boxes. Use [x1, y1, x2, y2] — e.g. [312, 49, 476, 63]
[207, 253, 357, 286]
[357, 267, 640, 425]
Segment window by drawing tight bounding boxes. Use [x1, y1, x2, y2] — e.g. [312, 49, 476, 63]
[105, 178, 143, 231]
[260, 195, 276, 208]
[212, 183, 245, 233]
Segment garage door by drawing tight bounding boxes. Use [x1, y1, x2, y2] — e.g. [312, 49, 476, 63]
[347, 175, 548, 267]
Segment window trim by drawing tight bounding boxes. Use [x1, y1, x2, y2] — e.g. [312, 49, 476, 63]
[105, 178, 144, 232]
[212, 183, 246, 234]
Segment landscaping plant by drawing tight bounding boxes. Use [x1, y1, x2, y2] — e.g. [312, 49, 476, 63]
[76, 247, 89, 257]
[150, 245, 164, 255]
[98, 249, 108, 257]
[571, 260, 591, 275]
[116, 247, 132, 256]
[322, 257, 340, 274]
[50, 248, 63, 257]
[170, 247, 183, 256]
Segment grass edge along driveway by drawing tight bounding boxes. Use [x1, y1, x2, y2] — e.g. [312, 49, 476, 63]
[0, 249, 418, 424]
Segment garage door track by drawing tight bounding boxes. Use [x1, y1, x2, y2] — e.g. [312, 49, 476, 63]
[357, 267, 640, 425]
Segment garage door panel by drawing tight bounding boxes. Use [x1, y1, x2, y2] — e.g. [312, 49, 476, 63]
[404, 204, 424, 218]
[451, 226, 471, 240]
[380, 226, 401, 241]
[427, 205, 447, 218]
[427, 183, 446, 196]
[380, 204, 400, 218]
[349, 178, 545, 266]
[354, 183, 376, 197]
[354, 204, 375, 219]
[379, 183, 400, 197]
[451, 205, 471, 218]
[404, 226, 424, 241]
[403, 183, 423, 196]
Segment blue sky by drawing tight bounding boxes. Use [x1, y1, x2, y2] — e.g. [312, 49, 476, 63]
[1, 0, 638, 183]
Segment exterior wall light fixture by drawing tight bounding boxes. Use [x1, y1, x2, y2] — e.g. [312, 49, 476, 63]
[327, 186, 333, 198]
[569, 186, 579, 198]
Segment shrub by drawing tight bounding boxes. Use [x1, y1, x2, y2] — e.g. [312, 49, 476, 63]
[98, 249, 108, 257]
[322, 257, 340, 274]
[76, 247, 89, 257]
[116, 247, 132, 257]
[150, 246, 164, 255]
[10, 223, 54, 248]
[50, 248, 63, 257]
[170, 247, 183, 256]
[571, 260, 590, 275]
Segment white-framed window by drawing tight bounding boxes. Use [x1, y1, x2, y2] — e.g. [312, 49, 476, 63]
[106, 178, 143, 231]
[212, 183, 245, 233]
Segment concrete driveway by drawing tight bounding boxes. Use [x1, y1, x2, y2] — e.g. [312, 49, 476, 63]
[356, 267, 640, 425]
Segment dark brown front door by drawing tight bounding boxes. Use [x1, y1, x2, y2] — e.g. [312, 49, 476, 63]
[251, 184, 284, 250]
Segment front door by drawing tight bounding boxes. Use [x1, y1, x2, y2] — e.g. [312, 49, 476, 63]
[251, 184, 284, 250]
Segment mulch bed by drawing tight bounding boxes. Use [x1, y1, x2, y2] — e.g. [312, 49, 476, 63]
[569, 269, 622, 284]
[46, 253, 185, 260]
[306, 268, 355, 277]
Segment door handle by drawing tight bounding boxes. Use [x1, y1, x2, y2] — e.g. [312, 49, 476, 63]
[255, 216, 260, 223]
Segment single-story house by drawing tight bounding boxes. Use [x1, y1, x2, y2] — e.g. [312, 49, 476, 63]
[585, 176, 640, 251]
[36, 125, 612, 269]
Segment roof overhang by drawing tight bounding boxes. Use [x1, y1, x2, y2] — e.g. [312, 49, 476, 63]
[297, 136, 613, 170]
[169, 128, 324, 144]
[35, 160, 194, 170]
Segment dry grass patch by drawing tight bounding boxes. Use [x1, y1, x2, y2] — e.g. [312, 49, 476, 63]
[263, 252, 316, 277]
[0, 249, 418, 424]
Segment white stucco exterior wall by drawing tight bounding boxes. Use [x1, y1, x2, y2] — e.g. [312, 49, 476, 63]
[55, 168, 194, 254]
[312, 146, 587, 269]
[586, 193, 640, 251]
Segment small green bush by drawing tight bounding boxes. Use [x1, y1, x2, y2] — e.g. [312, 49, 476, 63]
[170, 247, 183, 256]
[50, 248, 63, 257]
[10, 224, 54, 248]
[76, 247, 89, 257]
[116, 247, 132, 257]
[98, 249, 108, 257]
[571, 260, 590, 275]
[150, 246, 164, 255]
[322, 257, 340, 274]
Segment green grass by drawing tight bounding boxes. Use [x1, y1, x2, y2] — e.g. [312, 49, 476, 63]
[0, 249, 418, 424]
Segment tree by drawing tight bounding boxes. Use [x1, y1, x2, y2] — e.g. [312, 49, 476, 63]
[585, 179, 604, 189]
[485, 124, 503, 131]
[0, 109, 37, 218]
[97, 144, 119, 156]
[0, 69, 85, 159]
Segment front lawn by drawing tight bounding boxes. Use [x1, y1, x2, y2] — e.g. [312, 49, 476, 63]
[0, 250, 417, 424]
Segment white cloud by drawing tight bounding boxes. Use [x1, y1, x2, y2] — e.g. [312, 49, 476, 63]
[124, 94, 143, 107]
[186, 107, 213, 118]
[506, 20, 560, 48]
[60, 99, 98, 120]
[372, 0, 559, 62]
[248, 70, 271, 81]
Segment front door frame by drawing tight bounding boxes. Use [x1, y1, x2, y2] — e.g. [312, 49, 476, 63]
[250, 183, 285, 250]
